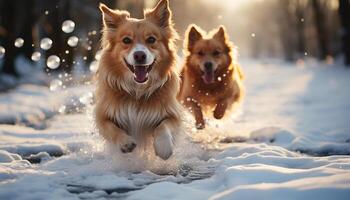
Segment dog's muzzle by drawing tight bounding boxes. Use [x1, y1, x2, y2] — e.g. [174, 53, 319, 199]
[124, 44, 156, 84]
[124, 58, 155, 84]
[202, 62, 215, 84]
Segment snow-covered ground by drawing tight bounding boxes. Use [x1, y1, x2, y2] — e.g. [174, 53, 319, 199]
[1, 59, 350, 200]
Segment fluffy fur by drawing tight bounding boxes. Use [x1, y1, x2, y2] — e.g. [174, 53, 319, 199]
[95, 0, 183, 160]
[179, 25, 244, 129]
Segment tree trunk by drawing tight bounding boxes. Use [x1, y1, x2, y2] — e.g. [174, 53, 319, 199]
[36, 0, 74, 73]
[278, 1, 295, 61]
[339, 0, 350, 66]
[296, 0, 306, 57]
[312, 0, 331, 60]
[117, 0, 144, 19]
[0, 0, 35, 77]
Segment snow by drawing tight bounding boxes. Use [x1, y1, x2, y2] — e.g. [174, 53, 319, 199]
[1, 58, 350, 199]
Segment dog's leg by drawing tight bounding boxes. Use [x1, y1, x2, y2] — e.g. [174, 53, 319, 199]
[104, 120, 136, 153]
[153, 118, 179, 160]
[214, 100, 228, 119]
[96, 115, 136, 153]
[193, 105, 205, 129]
[183, 98, 205, 129]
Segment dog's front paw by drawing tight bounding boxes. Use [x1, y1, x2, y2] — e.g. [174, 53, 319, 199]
[154, 130, 174, 160]
[195, 121, 205, 130]
[213, 110, 225, 119]
[214, 102, 227, 119]
[120, 135, 137, 153]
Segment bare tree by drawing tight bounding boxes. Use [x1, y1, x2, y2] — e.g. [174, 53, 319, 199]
[278, 1, 295, 61]
[339, 0, 350, 66]
[117, 0, 144, 19]
[295, 0, 308, 57]
[0, 0, 36, 77]
[312, 0, 331, 60]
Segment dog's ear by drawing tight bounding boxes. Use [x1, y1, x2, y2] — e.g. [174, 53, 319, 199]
[99, 3, 129, 29]
[213, 26, 232, 52]
[145, 0, 172, 28]
[213, 26, 228, 42]
[186, 25, 202, 51]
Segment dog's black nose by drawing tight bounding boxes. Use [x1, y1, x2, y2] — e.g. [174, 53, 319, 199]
[204, 62, 213, 71]
[133, 51, 147, 64]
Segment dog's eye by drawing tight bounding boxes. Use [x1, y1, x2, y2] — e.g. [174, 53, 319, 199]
[213, 50, 221, 56]
[198, 51, 205, 56]
[146, 36, 156, 44]
[122, 37, 132, 44]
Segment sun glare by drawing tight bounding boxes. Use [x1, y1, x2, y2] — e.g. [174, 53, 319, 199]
[203, 0, 249, 10]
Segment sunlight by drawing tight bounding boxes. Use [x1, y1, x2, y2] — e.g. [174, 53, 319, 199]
[0, 0, 350, 199]
[203, 0, 262, 10]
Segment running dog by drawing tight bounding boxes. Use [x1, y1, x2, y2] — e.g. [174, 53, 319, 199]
[179, 25, 244, 129]
[95, 0, 182, 160]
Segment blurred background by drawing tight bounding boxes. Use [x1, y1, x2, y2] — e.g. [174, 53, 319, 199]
[0, 0, 349, 90]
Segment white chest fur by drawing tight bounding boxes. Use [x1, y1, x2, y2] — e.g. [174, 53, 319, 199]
[106, 99, 166, 139]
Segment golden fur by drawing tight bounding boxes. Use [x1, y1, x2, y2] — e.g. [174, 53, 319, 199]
[179, 25, 244, 129]
[95, 0, 183, 160]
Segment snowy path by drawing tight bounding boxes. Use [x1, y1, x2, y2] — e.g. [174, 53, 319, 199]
[1, 59, 350, 199]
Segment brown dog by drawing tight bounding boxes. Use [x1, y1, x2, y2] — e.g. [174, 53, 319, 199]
[179, 25, 244, 129]
[95, 0, 183, 160]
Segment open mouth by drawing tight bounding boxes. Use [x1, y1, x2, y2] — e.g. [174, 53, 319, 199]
[124, 58, 155, 83]
[202, 69, 215, 84]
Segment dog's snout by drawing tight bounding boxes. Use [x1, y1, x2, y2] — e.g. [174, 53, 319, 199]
[133, 51, 147, 64]
[204, 62, 213, 71]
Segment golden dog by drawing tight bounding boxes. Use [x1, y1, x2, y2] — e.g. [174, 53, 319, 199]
[179, 25, 244, 129]
[95, 0, 183, 160]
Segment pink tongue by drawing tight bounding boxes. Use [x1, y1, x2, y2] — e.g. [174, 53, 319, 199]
[134, 66, 148, 83]
[202, 70, 214, 84]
